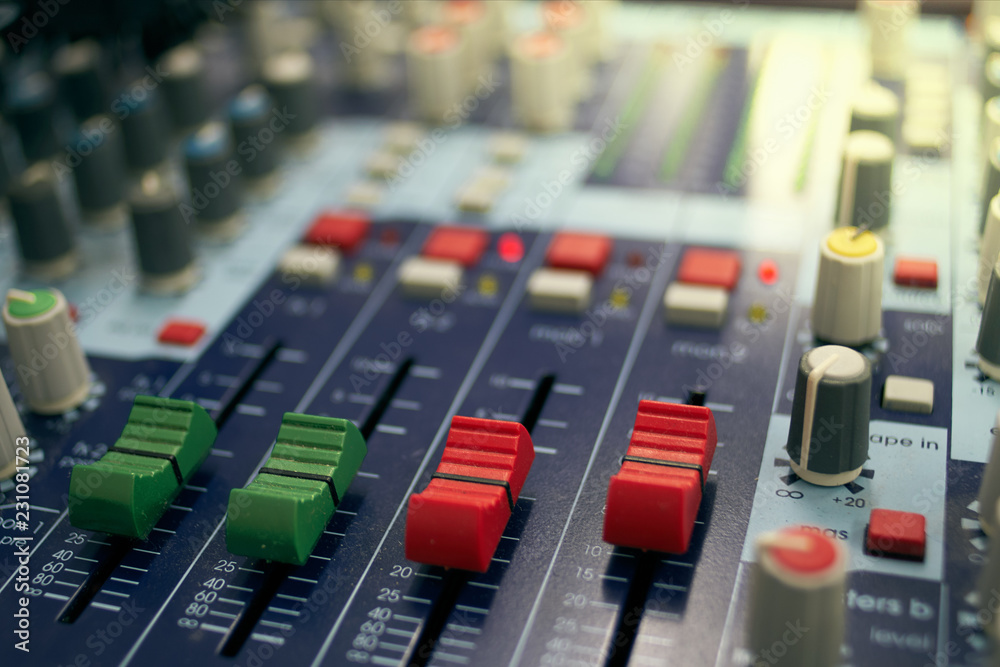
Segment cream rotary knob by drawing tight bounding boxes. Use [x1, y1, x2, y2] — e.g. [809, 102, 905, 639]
[0, 367, 26, 479]
[812, 227, 884, 346]
[406, 25, 468, 124]
[3, 288, 91, 415]
[747, 527, 847, 667]
[510, 32, 574, 133]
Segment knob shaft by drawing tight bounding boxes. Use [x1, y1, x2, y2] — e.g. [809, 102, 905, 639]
[159, 43, 212, 132]
[8, 72, 60, 162]
[184, 122, 244, 240]
[982, 138, 1000, 236]
[262, 51, 319, 139]
[72, 114, 128, 229]
[786, 345, 872, 486]
[2, 289, 91, 415]
[747, 527, 846, 667]
[978, 257, 1000, 381]
[978, 411, 1000, 535]
[982, 196, 1000, 306]
[9, 163, 78, 280]
[849, 81, 899, 140]
[230, 85, 282, 181]
[834, 130, 895, 231]
[51, 39, 109, 121]
[812, 227, 884, 346]
[120, 86, 171, 171]
[129, 174, 199, 294]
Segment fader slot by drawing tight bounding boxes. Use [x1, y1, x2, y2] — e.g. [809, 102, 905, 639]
[217, 563, 293, 657]
[603, 551, 658, 667]
[404, 570, 470, 667]
[210, 336, 282, 428]
[57, 536, 134, 623]
[359, 357, 415, 439]
[518, 373, 556, 434]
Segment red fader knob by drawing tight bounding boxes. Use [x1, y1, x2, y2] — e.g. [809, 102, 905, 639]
[406, 416, 535, 572]
[603, 401, 717, 554]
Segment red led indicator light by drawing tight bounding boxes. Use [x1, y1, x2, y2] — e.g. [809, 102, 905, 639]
[758, 259, 779, 285]
[498, 233, 524, 263]
[380, 227, 400, 246]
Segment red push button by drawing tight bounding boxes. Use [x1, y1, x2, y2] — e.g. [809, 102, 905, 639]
[893, 257, 937, 289]
[603, 401, 717, 554]
[422, 226, 490, 267]
[677, 247, 742, 290]
[157, 319, 206, 346]
[406, 416, 535, 572]
[546, 232, 613, 275]
[866, 508, 926, 560]
[304, 210, 370, 253]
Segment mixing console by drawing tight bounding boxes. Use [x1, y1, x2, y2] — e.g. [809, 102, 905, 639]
[0, 0, 995, 665]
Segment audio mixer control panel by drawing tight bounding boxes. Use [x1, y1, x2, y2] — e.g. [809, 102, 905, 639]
[0, 1, 996, 666]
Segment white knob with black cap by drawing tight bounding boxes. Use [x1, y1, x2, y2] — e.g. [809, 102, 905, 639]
[72, 114, 128, 229]
[230, 85, 282, 184]
[52, 39, 109, 121]
[7, 71, 60, 162]
[158, 43, 212, 132]
[128, 173, 199, 294]
[977, 411, 1000, 535]
[9, 163, 78, 281]
[262, 51, 319, 140]
[786, 345, 872, 487]
[850, 81, 899, 141]
[184, 122, 244, 240]
[2, 288, 91, 415]
[812, 227, 884, 346]
[981, 138, 1000, 237]
[120, 85, 172, 172]
[981, 196, 1000, 307]
[834, 130, 895, 231]
[0, 367, 25, 479]
[746, 526, 846, 667]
